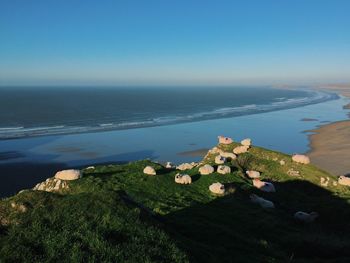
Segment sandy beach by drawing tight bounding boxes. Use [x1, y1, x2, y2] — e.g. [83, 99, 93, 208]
[308, 84, 350, 175]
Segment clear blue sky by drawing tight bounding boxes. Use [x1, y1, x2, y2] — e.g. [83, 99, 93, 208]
[0, 0, 349, 86]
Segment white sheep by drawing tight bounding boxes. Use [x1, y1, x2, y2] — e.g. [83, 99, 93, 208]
[220, 152, 237, 160]
[246, 170, 260, 179]
[218, 136, 233, 145]
[250, 194, 274, 209]
[292, 154, 310, 164]
[217, 165, 231, 175]
[199, 164, 215, 175]
[165, 162, 175, 169]
[252, 179, 276, 192]
[241, 138, 251, 147]
[233, 145, 249, 154]
[338, 175, 350, 186]
[55, 169, 82, 181]
[294, 211, 319, 223]
[209, 182, 225, 194]
[143, 166, 156, 176]
[174, 173, 192, 184]
[215, 155, 226, 164]
[176, 163, 194, 171]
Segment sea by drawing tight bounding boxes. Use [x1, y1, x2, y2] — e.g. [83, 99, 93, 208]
[0, 86, 349, 197]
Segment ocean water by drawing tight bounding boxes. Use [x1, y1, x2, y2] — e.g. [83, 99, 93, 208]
[0, 86, 337, 139]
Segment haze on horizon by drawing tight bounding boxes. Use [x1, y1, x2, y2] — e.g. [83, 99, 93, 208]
[0, 0, 349, 87]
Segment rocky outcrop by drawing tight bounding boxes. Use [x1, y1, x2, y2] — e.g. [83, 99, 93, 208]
[33, 177, 69, 192]
[177, 163, 195, 171]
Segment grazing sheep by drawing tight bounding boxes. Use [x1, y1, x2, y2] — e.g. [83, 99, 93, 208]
[215, 155, 226, 164]
[218, 136, 233, 145]
[165, 162, 175, 169]
[220, 152, 237, 160]
[209, 182, 225, 194]
[292, 154, 310, 164]
[143, 166, 156, 176]
[217, 165, 231, 175]
[199, 164, 214, 175]
[233, 145, 249, 154]
[176, 163, 195, 171]
[246, 170, 260, 179]
[55, 169, 82, 181]
[241, 138, 251, 147]
[250, 194, 274, 209]
[252, 179, 276, 192]
[174, 173, 192, 184]
[294, 211, 319, 223]
[338, 175, 350, 186]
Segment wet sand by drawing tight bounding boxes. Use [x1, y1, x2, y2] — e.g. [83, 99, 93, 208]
[309, 84, 350, 175]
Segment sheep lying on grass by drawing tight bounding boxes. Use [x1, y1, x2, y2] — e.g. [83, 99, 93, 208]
[218, 136, 233, 145]
[220, 152, 237, 160]
[199, 164, 214, 175]
[252, 179, 276, 192]
[55, 169, 82, 181]
[294, 211, 319, 223]
[250, 194, 274, 209]
[233, 145, 249, 154]
[174, 173, 192, 184]
[338, 175, 350, 186]
[246, 170, 260, 179]
[241, 138, 251, 147]
[143, 166, 156, 176]
[217, 165, 231, 175]
[209, 182, 225, 195]
[292, 154, 310, 164]
[215, 155, 226, 164]
[177, 163, 195, 171]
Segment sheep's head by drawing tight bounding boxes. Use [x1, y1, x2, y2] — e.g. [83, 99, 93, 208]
[175, 174, 182, 179]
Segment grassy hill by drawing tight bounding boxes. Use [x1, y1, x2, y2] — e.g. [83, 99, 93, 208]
[1, 142, 350, 262]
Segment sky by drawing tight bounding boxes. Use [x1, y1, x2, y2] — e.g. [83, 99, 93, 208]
[0, 0, 349, 86]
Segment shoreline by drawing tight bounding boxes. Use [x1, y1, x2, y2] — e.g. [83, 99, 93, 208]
[308, 84, 350, 176]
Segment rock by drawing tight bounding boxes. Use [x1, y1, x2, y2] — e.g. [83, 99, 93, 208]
[246, 170, 260, 179]
[33, 177, 70, 192]
[252, 179, 276, 192]
[215, 155, 226, 164]
[143, 166, 156, 176]
[165, 162, 175, 169]
[250, 194, 274, 209]
[220, 152, 237, 160]
[177, 163, 195, 171]
[218, 136, 233, 145]
[287, 169, 300, 177]
[217, 165, 231, 175]
[85, 166, 95, 170]
[199, 164, 214, 175]
[294, 211, 319, 223]
[292, 154, 310, 164]
[279, 160, 286, 166]
[174, 173, 192, 184]
[55, 169, 82, 181]
[338, 175, 350, 186]
[209, 182, 225, 194]
[233, 145, 249, 154]
[320, 177, 330, 187]
[241, 138, 251, 147]
[10, 202, 27, 213]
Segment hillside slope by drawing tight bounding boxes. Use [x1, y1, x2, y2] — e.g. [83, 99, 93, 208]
[1, 141, 350, 262]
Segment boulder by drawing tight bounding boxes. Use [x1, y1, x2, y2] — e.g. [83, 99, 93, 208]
[292, 154, 310, 164]
[215, 155, 226, 164]
[217, 165, 231, 175]
[250, 194, 274, 209]
[174, 173, 192, 184]
[176, 163, 195, 171]
[252, 179, 276, 192]
[294, 211, 319, 223]
[241, 138, 251, 147]
[143, 166, 156, 176]
[338, 175, 350, 186]
[55, 169, 82, 181]
[233, 145, 249, 154]
[209, 182, 225, 194]
[199, 164, 214, 175]
[218, 136, 233, 145]
[246, 170, 260, 179]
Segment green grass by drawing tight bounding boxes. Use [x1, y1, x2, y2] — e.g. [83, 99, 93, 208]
[1, 142, 350, 262]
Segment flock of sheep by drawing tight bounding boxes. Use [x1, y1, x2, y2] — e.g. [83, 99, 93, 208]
[143, 135, 319, 223]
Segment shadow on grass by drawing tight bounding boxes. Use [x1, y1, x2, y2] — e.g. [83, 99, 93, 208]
[162, 180, 350, 262]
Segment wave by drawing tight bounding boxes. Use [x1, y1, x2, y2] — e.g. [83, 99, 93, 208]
[0, 89, 339, 139]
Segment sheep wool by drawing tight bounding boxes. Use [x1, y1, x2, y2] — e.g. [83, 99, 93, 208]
[199, 164, 215, 175]
[338, 175, 350, 186]
[292, 154, 310, 164]
[220, 152, 237, 160]
[218, 136, 233, 145]
[209, 182, 225, 194]
[143, 166, 156, 176]
[215, 155, 226, 164]
[246, 170, 260, 179]
[55, 169, 82, 181]
[174, 173, 192, 184]
[217, 165, 231, 175]
[233, 145, 249, 155]
[176, 163, 195, 171]
[241, 138, 251, 147]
